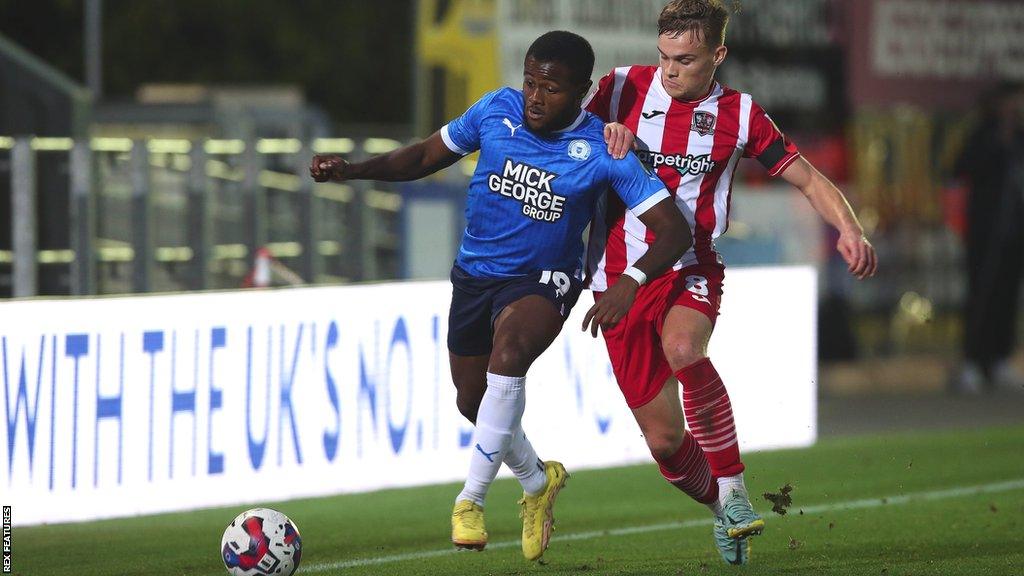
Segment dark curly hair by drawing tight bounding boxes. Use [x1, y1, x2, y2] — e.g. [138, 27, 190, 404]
[525, 31, 596, 85]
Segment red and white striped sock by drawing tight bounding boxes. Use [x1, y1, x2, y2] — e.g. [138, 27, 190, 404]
[677, 358, 745, 478]
[654, 431, 719, 505]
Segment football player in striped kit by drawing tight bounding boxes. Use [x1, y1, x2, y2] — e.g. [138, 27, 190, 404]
[584, 0, 877, 565]
[313, 31, 692, 562]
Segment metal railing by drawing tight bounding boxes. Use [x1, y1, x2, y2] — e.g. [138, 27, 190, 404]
[1, 136, 407, 297]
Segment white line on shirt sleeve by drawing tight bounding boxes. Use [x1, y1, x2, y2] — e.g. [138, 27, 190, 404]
[628, 189, 671, 217]
[439, 124, 469, 156]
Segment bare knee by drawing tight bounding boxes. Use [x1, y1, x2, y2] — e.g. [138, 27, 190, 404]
[489, 298, 562, 376]
[662, 335, 706, 370]
[661, 307, 713, 371]
[646, 429, 685, 461]
[489, 336, 540, 376]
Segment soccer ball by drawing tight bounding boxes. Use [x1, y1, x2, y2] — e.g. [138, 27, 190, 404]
[221, 508, 303, 576]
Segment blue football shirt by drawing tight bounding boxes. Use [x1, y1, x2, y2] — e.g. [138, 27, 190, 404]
[441, 87, 670, 278]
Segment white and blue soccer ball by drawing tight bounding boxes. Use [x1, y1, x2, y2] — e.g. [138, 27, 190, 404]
[221, 507, 303, 576]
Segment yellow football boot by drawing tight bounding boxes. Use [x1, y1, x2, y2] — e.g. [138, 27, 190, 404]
[519, 461, 569, 561]
[451, 500, 488, 550]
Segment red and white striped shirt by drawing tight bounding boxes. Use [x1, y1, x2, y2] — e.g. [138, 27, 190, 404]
[583, 66, 800, 291]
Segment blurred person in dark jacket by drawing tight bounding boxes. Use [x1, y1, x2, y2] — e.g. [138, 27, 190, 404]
[954, 83, 1024, 393]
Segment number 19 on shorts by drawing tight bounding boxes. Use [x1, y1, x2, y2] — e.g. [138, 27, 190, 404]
[539, 270, 571, 297]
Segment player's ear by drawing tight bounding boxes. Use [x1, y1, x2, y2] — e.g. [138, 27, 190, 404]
[712, 45, 728, 67]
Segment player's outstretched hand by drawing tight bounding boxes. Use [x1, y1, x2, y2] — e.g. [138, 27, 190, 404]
[603, 123, 636, 160]
[581, 277, 639, 337]
[837, 230, 877, 279]
[310, 154, 348, 182]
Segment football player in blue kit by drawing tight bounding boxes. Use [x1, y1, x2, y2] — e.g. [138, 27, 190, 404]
[311, 31, 692, 562]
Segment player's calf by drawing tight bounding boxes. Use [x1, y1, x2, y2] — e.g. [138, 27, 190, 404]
[654, 432, 719, 505]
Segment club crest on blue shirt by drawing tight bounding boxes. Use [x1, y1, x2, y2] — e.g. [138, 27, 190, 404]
[568, 139, 591, 161]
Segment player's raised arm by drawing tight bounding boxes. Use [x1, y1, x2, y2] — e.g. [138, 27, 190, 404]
[310, 131, 461, 183]
[311, 88, 498, 184]
[780, 157, 877, 279]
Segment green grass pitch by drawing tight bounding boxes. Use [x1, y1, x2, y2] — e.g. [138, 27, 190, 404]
[11, 425, 1024, 575]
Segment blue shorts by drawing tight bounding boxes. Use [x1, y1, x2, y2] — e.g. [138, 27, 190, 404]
[447, 265, 584, 356]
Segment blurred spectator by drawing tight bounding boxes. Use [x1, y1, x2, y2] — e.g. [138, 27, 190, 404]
[953, 83, 1024, 393]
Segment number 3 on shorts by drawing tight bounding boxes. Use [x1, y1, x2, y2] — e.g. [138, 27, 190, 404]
[685, 275, 711, 304]
[540, 270, 571, 298]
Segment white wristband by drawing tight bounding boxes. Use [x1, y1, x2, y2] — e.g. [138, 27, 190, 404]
[622, 266, 647, 286]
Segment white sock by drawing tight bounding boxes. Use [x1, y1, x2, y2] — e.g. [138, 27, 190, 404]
[504, 427, 548, 496]
[706, 500, 724, 518]
[717, 473, 747, 505]
[456, 372, 526, 506]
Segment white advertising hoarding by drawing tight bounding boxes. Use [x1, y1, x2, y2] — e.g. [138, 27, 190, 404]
[1, 267, 815, 525]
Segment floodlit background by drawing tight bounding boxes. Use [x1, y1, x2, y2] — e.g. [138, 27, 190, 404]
[3, 1, 1021, 392]
[0, 2, 1023, 569]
